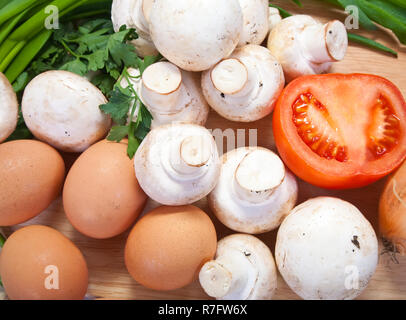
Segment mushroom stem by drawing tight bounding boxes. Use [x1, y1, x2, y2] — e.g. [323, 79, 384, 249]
[141, 62, 184, 114]
[170, 135, 213, 175]
[210, 58, 254, 97]
[301, 20, 347, 64]
[199, 250, 257, 300]
[233, 149, 286, 204]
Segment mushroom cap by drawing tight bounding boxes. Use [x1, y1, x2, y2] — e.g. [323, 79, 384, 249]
[125, 66, 209, 128]
[208, 147, 298, 234]
[267, 15, 333, 82]
[237, 0, 269, 47]
[111, 0, 149, 38]
[22, 70, 111, 153]
[149, 0, 243, 71]
[134, 123, 221, 205]
[111, 0, 134, 33]
[111, 0, 157, 57]
[0, 73, 18, 143]
[200, 234, 278, 300]
[276, 197, 378, 300]
[202, 45, 285, 122]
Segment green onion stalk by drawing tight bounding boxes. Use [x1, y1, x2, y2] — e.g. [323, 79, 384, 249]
[0, 0, 112, 84]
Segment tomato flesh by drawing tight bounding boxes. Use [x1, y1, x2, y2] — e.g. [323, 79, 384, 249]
[273, 74, 406, 189]
[366, 95, 400, 158]
[293, 92, 349, 162]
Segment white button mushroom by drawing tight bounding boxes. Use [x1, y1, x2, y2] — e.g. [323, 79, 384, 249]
[237, 0, 269, 47]
[267, 15, 348, 82]
[134, 123, 221, 205]
[124, 62, 209, 128]
[111, 0, 158, 57]
[276, 197, 378, 300]
[149, 0, 243, 72]
[22, 70, 111, 153]
[0, 73, 18, 143]
[199, 234, 277, 300]
[202, 44, 285, 122]
[209, 147, 298, 234]
[268, 7, 282, 32]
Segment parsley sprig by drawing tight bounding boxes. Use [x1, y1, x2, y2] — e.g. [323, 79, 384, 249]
[10, 17, 160, 157]
[101, 59, 160, 158]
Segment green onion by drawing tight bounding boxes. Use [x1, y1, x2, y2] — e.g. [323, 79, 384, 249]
[0, 39, 19, 62]
[290, 0, 303, 7]
[0, 0, 49, 46]
[335, 0, 378, 30]
[369, 0, 406, 22]
[0, 0, 9, 10]
[348, 33, 398, 57]
[269, 4, 292, 18]
[386, 0, 406, 10]
[9, 0, 87, 41]
[318, 0, 406, 44]
[0, 0, 37, 26]
[0, 9, 28, 46]
[356, 0, 406, 44]
[0, 40, 26, 72]
[62, 0, 112, 21]
[5, 29, 52, 83]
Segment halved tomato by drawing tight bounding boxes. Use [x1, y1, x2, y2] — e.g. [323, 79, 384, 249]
[273, 74, 406, 189]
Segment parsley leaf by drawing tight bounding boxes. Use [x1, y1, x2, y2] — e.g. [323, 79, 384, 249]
[100, 85, 133, 125]
[91, 73, 115, 95]
[60, 58, 88, 76]
[7, 17, 155, 159]
[101, 54, 159, 159]
[107, 125, 130, 142]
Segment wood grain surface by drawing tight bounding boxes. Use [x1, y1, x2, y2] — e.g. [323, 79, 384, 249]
[3, 0, 406, 300]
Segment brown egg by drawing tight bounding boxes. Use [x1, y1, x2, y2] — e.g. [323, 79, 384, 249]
[125, 205, 217, 291]
[0, 225, 88, 300]
[63, 140, 148, 239]
[0, 140, 65, 226]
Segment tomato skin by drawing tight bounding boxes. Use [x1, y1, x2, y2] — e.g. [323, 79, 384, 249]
[273, 74, 406, 189]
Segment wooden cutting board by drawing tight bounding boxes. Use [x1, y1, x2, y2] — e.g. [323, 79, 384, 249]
[3, 0, 406, 300]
